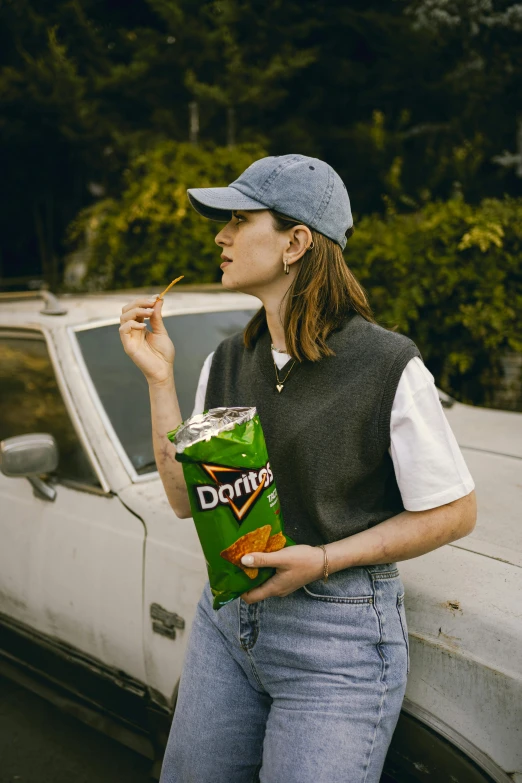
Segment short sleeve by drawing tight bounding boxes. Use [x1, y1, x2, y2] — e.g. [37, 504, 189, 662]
[390, 357, 475, 511]
[191, 351, 214, 417]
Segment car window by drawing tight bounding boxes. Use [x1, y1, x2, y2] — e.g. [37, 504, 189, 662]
[0, 332, 101, 488]
[75, 309, 257, 476]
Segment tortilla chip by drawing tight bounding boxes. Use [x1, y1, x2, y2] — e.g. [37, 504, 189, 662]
[264, 531, 286, 553]
[220, 525, 272, 580]
[158, 275, 184, 299]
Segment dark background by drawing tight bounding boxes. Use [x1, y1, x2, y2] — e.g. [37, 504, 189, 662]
[1, 0, 521, 289]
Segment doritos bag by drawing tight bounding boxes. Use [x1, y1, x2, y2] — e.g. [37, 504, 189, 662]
[167, 407, 295, 609]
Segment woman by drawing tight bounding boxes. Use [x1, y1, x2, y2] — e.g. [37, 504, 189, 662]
[119, 154, 477, 783]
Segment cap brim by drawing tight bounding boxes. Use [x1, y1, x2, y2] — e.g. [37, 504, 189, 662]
[187, 186, 268, 221]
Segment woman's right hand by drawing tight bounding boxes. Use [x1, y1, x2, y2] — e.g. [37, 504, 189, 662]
[119, 295, 175, 385]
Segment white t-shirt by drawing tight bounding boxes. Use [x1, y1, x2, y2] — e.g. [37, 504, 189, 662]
[192, 350, 475, 512]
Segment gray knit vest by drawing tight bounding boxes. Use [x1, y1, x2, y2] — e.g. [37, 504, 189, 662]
[204, 312, 422, 546]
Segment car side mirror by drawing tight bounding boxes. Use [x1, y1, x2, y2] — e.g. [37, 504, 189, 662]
[0, 433, 59, 501]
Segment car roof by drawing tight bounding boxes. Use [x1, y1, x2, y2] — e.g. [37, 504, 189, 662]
[0, 286, 260, 329]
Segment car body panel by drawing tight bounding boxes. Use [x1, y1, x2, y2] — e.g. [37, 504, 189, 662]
[399, 438, 522, 778]
[401, 543, 521, 776]
[118, 479, 207, 706]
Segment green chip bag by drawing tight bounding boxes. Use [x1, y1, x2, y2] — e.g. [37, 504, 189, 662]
[167, 407, 295, 609]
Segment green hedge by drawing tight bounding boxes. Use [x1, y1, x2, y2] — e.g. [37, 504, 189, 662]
[349, 196, 522, 406]
[68, 140, 268, 289]
[68, 140, 522, 408]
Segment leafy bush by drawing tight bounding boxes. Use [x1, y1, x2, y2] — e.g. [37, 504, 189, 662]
[68, 140, 267, 289]
[348, 195, 522, 407]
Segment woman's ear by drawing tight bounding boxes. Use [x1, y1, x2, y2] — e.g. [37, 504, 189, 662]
[286, 225, 312, 262]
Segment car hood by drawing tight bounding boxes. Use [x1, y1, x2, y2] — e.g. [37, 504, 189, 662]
[441, 401, 522, 568]
[448, 446, 521, 567]
[444, 399, 522, 459]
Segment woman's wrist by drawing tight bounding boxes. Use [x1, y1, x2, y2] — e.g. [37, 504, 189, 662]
[148, 370, 174, 389]
[308, 545, 326, 581]
[297, 546, 327, 582]
[315, 544, 330, 582]
[321, 540, 358, 575]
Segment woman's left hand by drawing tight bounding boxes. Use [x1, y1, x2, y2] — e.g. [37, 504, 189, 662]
[240, 545, 325, 604]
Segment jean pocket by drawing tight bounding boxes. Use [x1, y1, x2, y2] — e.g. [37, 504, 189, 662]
[302, 567, 374, 604]
[397, 592, 410, 674]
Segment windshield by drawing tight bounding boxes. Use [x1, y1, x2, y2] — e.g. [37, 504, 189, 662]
[75, 309, 256, 476]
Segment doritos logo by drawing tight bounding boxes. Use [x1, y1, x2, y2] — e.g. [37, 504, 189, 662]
[195, 461, 274, 523]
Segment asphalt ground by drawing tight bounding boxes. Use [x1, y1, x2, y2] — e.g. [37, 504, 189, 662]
[0, 674, 398, 783]
[0, 674, 151, 783]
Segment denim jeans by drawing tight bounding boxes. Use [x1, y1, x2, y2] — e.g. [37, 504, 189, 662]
[159, 563, 410, 783]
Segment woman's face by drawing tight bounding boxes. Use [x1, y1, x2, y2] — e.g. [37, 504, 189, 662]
[214, 209, 306, 296]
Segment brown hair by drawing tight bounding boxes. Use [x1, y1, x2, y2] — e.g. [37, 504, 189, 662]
[243, 209, 377, 362]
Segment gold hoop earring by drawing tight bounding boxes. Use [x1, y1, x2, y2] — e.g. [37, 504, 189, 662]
[283, 258, 290, 275]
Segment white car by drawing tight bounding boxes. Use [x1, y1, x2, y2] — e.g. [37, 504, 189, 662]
[0, 287, 520, 782]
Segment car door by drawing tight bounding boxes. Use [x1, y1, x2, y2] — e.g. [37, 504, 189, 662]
[0, 328, 146, 686]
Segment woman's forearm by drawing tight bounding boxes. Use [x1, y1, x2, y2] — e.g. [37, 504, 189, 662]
[327, 490, 477, 574]
[237, 492, 477, 604]
[149, 373, 191, 517]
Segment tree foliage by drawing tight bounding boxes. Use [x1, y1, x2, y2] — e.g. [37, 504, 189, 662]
[2, 0, 522, 284]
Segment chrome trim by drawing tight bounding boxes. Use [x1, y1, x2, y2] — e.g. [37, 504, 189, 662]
[59, 477, 115, 497]
[0, 326, 111, 495]
[69, 306, 258, 483]
[133, 469, 160, 484]
[0, 328, 46, 340]
[401, 698, 513, 783]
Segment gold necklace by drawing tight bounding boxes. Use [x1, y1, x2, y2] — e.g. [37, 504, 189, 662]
[274, 357, 297, 393]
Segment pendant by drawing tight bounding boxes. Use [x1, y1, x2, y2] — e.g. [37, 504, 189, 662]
[276, 384, 284, 393]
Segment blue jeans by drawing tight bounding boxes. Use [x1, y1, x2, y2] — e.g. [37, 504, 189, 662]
[160, 563, 410, 783]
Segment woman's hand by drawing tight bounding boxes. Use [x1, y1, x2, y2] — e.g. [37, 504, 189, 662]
[119, 295, 175, 385]
[240, 545, 325, 604]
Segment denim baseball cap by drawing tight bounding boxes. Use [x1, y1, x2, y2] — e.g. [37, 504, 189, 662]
[186, 153, 353, 250]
